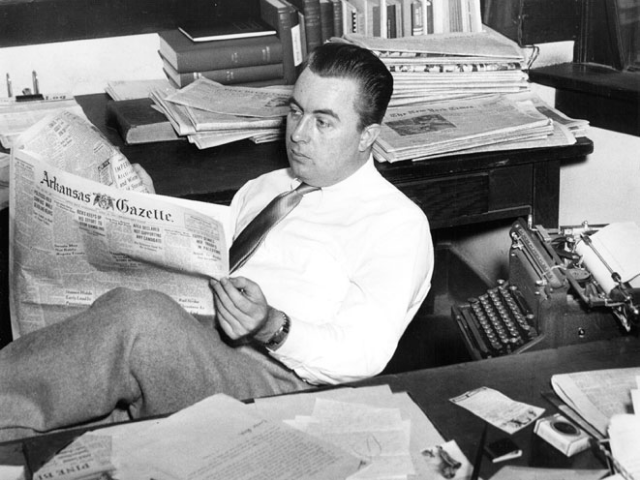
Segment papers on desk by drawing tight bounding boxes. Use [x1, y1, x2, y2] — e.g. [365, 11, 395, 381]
[0, 96, 84, 149]
[0, 152, 8, 211]
[150, 77, 289, 149]
[552, 368, 640, 479]
[252, 384, 474, 479]
[372, 92, 584, 163]
[334, 28, 530, 108]
[551, 367, 640, 437]
[0, 466, 23, 480]
[450, 386, 545, 435]
[105, 78, 173, 100]
[609, 414, 640, 480]
[29, 386, 474, 480]
[490, 466, 608, 480]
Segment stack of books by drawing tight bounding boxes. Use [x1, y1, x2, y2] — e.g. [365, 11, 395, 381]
[342, 0, 482, 38]
[255, 0, 484, 85]
[336, 28, 530, 107]
[150, 78, 290, 149]
[158, 18, 287, 89]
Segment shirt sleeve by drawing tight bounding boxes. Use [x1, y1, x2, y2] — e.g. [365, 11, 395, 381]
[270, 210, 434, 385]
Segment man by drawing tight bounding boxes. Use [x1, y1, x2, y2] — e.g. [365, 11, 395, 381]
[0, 43, 433, 440]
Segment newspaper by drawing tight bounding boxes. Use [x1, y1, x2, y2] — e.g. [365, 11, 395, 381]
[9, 112, 230, 338]
[165, 78, 291, 118]
[13, 109, 148, 191]
[0, 97, 86, 149]
[551, 367, 640, 437]
[375, 95, 552, 162]
[0, 152, 8, 210]
[151, 84, 287, 149]
[341, 27, 524, 59]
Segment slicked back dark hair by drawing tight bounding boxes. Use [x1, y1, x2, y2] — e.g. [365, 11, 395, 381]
[303, 42, 393, 131]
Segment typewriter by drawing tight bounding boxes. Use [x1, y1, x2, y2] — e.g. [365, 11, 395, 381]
[452, 218, 640, 360]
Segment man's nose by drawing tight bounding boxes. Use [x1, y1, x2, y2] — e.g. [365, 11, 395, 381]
[290, 116, 310, 143]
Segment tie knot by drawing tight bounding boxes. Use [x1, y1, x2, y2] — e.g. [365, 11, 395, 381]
[295, 182, 319, 195]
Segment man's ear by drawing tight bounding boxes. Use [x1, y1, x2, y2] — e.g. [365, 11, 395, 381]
[358, 123, 381, 151]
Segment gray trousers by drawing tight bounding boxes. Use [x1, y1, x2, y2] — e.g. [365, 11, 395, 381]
[0, 288, 310, 441]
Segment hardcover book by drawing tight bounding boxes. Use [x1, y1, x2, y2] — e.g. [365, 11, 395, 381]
[345, 0, 372, 35]
[260, 0, 304, 84]
[106, 97, 181, 145]
[341, 0, 361, 34]
[158, 30, 283, 73]
[287, 0, 322, 53]
[330, 0, 344, 37]
[178, 18, 277, 42]
[319, 0, 335, 43]
[161, 57, 284, 87]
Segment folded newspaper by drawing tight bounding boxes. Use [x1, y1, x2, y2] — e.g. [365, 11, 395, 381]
[9, 111, 231, 338]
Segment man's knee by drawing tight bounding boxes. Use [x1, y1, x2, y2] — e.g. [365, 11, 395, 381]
[91, 287, 194, 332]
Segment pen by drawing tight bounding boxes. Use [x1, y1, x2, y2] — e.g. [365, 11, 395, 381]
[470, 423, 488, 480]
[32, 70, 39, 95]
[6, 73, 11, 97]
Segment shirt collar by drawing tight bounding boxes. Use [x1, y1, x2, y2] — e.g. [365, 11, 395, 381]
[288, 155, 377, 193]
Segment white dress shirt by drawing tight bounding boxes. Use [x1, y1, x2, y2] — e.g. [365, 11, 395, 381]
[230, 159, 434, 385]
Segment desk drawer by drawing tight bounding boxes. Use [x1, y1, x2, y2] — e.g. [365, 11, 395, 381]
[397, 165, 533, 228]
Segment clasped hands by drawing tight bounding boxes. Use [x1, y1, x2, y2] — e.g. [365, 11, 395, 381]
[210, 276, 281, 345]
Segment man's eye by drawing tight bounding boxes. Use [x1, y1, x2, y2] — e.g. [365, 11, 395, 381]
[316, 118, 329, 128]
[288, 108, 302, 117]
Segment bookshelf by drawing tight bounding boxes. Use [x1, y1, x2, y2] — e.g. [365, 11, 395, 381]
[0, 0, 260, 48]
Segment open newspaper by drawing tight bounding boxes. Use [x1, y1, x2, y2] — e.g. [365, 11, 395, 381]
[9, 111, 230, 338]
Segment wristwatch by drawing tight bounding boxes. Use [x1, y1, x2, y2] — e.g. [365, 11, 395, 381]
[264, 311, 290, 351]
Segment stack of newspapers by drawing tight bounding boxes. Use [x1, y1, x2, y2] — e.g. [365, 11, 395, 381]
[374, 93, 572, 163]
[151, 78, 290, 149]
[334, 28, 530, 107]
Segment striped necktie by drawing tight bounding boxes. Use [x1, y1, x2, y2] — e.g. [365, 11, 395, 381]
[229, 183, 318, 273]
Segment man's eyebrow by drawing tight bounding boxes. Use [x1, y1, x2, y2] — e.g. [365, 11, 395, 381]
[288, 97, 340, 121]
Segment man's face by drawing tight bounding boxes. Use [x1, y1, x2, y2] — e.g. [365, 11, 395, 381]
[286, 69, 373, 187]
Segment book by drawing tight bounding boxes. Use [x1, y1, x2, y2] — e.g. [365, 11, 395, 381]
[161, 57, 284, 87]
[341, 0, 361, 34]
[319, 0, 335, 43]
[346, 0, 371, 35]
[397, 0, 414, 37]
[330, 0, 344, 37]
[106, 97, 181, 144]
[260, 0, 304, 84]
[382, 0, 402, 38]
[158, 30, 283, 72]
[288, 0, 322, 53]
[178, 17, 277, 42]
[431, 0, 445, 33]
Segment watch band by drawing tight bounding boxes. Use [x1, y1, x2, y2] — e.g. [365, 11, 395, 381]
[264, 311, 290, 351]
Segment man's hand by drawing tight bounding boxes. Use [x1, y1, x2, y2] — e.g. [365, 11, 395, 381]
[210, 277, 282, 344]
[132, 163, 155, 194]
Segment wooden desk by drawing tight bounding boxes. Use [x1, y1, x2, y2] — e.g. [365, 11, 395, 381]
[78, 93, 594, 230]
[361, 336, 640, 477]
[2, 336, 638, 478]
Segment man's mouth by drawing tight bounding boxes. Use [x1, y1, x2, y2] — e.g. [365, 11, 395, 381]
[289, 149, 309, 161]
